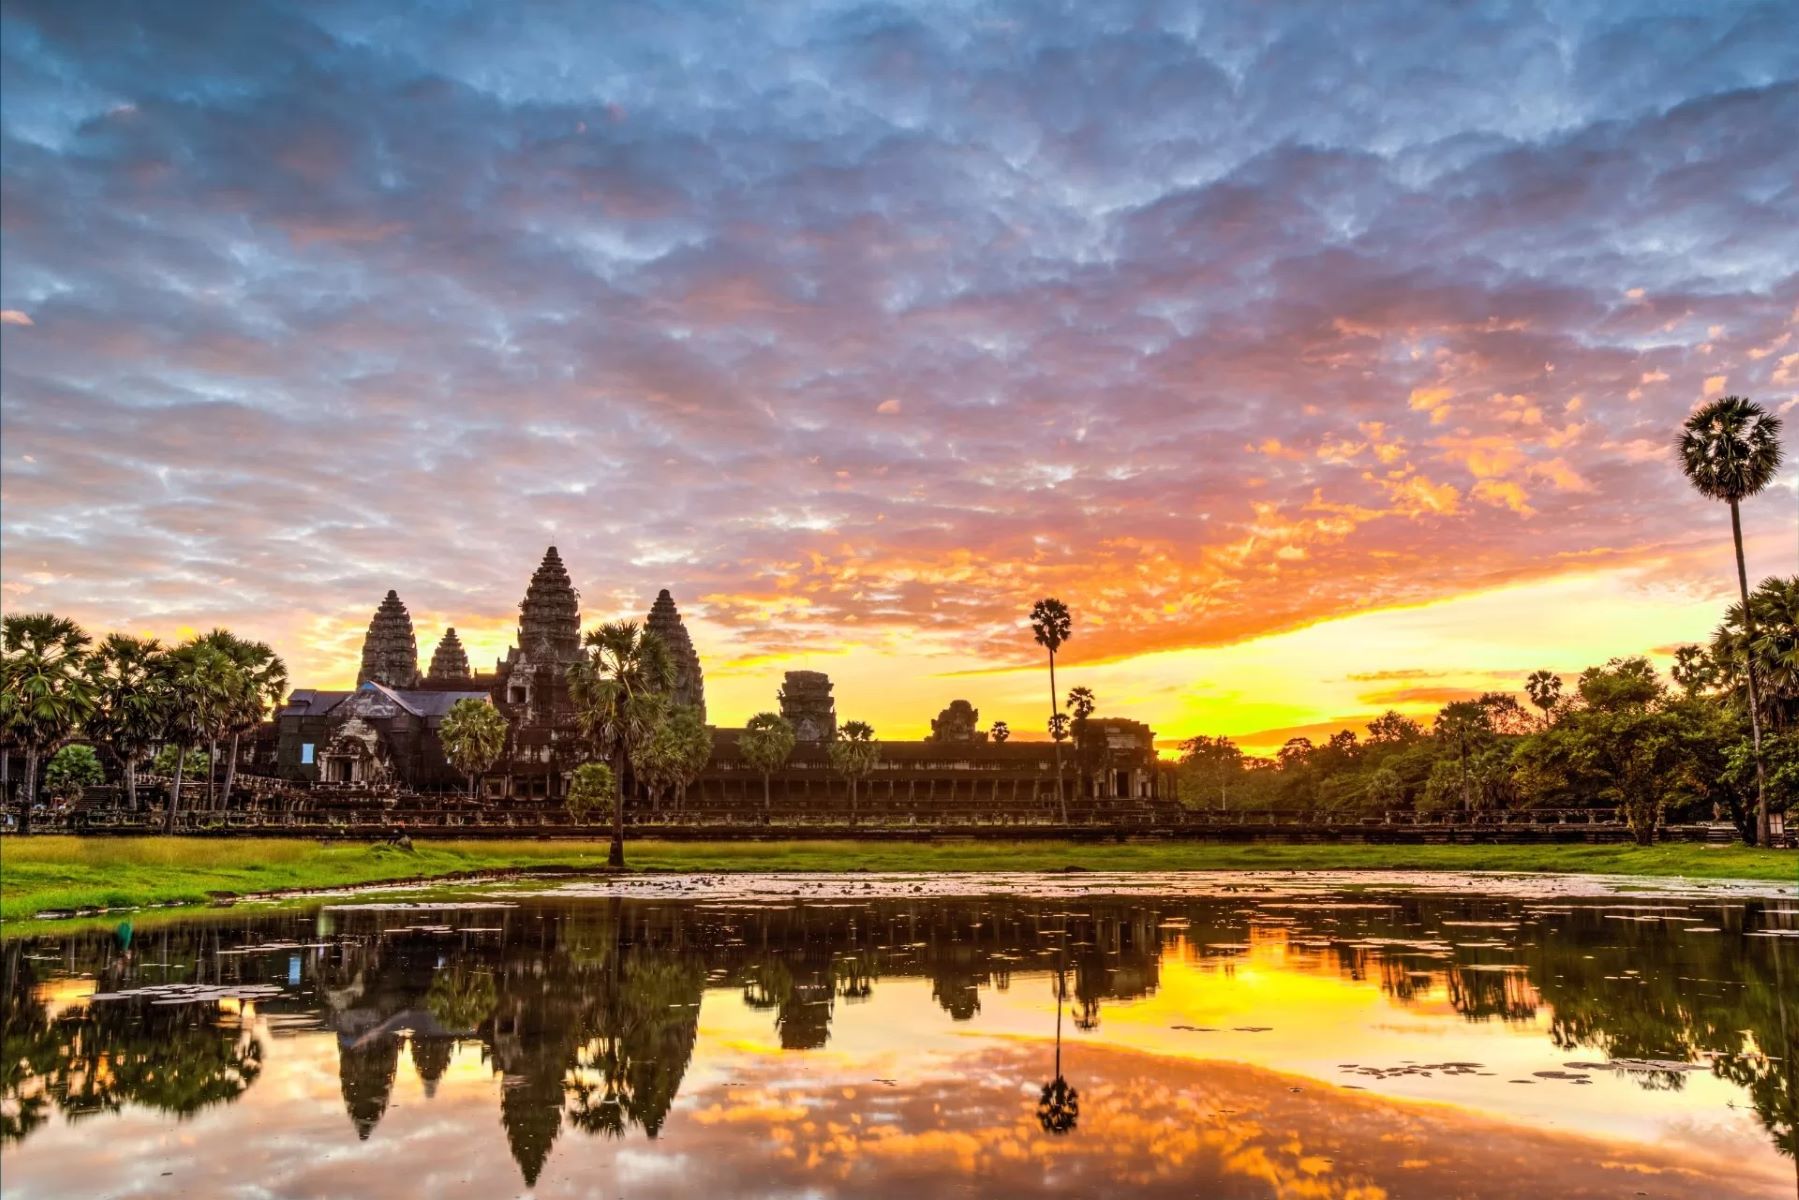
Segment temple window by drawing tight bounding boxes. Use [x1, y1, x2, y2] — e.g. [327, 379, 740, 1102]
[300, 743, 315, 765]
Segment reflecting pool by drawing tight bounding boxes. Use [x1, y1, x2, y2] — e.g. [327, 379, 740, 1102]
[3, 872, 1795, 1198]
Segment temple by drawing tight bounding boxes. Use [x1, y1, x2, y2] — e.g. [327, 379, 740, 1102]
[274, 546, 1177, 817]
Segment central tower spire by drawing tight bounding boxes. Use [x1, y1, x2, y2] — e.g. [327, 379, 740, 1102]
[516, 545, 581, 662]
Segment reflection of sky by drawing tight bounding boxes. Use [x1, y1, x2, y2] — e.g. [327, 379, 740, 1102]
[4, 1, 1798, 748]
[5, 946, 1788, 1198]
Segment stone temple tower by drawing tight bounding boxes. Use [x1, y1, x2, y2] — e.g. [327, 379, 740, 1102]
[426, 627, 472, 682]
[515, 546, 582, 663]
[645, 588, 706, 722]
[779, 670, 836, 742]
[358, 590, 420, 688]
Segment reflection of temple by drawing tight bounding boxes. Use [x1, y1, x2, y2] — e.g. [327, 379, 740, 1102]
[7, 894, 1796, 1188]
[271, 546, 1179, 812]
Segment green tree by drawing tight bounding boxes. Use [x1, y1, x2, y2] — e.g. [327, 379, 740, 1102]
[159, 639, 238, 832]
[1670, 645, 1721, 699]
[199, 631, 287, 811]
[738, 712, 796, 821]
[1365, 710, 1424, 746]
[1679, 395, 1784, 845]
[1030, 598, 1073, 822]
[438, 698, 508, 796]
[664, 705, 712, 811]
[827, 720, 879, 824]
[44, 743, 104, 803]
[1066, 686, 1096, 799]
[152, 745, 210, 778]
[568, 621, 675, 867]
[1178, 734, 1243, 810]
[84, 633, 167, 812]
[0, 613, 96, 834]
[1514, 658, 1699, 844]
[1433, 701, 1490, 815]
[1713, 575, 1799, 733]
[1525, 670, 1562, 727]
[567, 761, 617, 825]
[1365, 764, 1405, 810]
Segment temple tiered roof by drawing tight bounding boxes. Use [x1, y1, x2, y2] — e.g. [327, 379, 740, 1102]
[357, 590, 420, 688]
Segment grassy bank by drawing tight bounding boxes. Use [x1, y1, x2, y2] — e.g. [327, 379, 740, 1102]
[2, 837, 1794, 927]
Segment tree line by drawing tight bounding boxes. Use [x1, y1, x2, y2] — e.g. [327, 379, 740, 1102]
[0, 617, 286, 834]
[1177, 577, 1796, 844]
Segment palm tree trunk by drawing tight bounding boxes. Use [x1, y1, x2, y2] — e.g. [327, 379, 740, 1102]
[1048, 650, 1065, 822]
[1730, 500, 1771, 847]
[467, 771, 475, 799]
[125, 758, 137, 812]
[609, 746, 626, 868]
[21, 749, 39, 836]
[167, 749, 187, 834]
[222, 732, 240, 812]
[763, 773, 771, 823]
[207, 738, 219, 811]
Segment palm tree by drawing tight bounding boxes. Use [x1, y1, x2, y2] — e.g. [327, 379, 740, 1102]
[1713, 576, 1799, 734]
[200, 631, 287, 812]
[989, 720, 1010, 743]
[1067, 686, 1096, 798]
[1030, 598, 1073, 821]
[827, 720, 879, 825]
[1679, 395, 1785, 845]
[568, 621, 675, 867]
[0, 613, 96, 834]
[160, 639, 237, 832]
[438, 697, 509, 796]
[1434, 701, 1488, 816]
[85, 634, 167, 812]
[739, 712, 796, 821]
[1524, 670, 1562, 729]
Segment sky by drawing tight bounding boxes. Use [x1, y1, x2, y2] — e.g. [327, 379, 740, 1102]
[2, 0, 1796, 752]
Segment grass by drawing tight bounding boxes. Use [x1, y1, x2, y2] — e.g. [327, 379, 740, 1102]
[2, 836, 1794, 932]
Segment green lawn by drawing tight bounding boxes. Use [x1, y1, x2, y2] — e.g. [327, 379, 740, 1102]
[1, 837, 1793, 929]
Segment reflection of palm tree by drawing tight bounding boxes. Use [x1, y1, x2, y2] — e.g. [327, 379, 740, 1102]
[1037, 943, 1080, 1136]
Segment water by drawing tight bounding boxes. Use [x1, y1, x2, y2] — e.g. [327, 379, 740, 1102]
[3, 872, 1795, 1198]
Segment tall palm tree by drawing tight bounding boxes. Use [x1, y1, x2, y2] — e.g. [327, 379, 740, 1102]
[1679, 395, 1785, 845]
[990, 720, 1010, 744]
[1524, 670, 1562, 729]
[199, 631, 287, 812]
[1030, 598, 1073, 822]
[160, 639, 237, 832]
[0, 613, 96, 834]
[86, 634, 167, 812]
[568, 621, 675, 867]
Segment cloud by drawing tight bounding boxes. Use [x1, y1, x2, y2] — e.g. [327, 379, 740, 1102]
[1, 0, 1796, 719]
